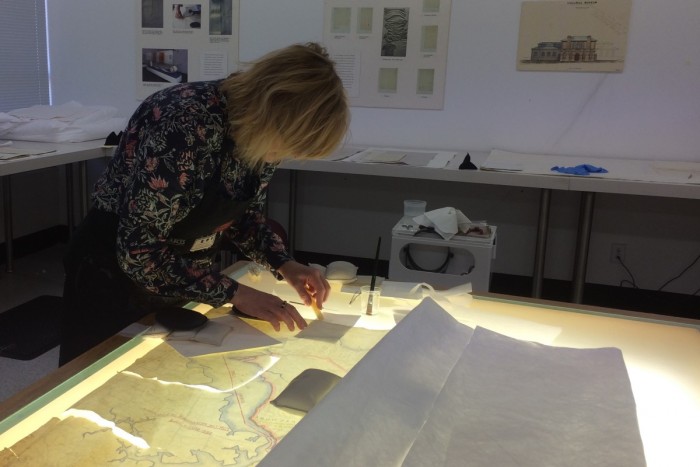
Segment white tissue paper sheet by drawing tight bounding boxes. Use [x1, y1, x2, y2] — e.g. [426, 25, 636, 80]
[261, 299, 646, 467]
[259, 298, 474, 467]
[402, 327, 646, 467]
[0, 101, 126, 143]
[380, 280, 473, 308]
[412, 207, 472, 240]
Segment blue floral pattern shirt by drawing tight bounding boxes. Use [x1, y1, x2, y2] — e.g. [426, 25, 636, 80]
[92, 81, 291, 307]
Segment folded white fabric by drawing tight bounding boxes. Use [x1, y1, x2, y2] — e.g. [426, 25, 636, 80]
[380, 280, 473, 308]
[0, 101, 126, 143]
[412, 207, 472, 240]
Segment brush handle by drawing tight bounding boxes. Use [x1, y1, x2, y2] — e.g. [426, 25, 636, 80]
[369, 236, 382, 291]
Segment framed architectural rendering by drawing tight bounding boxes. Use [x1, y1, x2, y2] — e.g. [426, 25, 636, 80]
[517, 0, 632, 73]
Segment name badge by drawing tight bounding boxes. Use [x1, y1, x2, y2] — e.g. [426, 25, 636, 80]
[190, 233, 217, 252]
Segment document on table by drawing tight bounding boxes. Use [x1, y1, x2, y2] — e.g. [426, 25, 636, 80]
[323, 145, 365, 161]
[482, 149, 615, 176]
[165, 314, 280, 357]
[260, 297, 474, 467]
[0, 146, 56, 160]
[261, 298, 645, 467]
[344, 147, 456, 168]
[402, 326, 645, 467]
[483, 149, 700, 184]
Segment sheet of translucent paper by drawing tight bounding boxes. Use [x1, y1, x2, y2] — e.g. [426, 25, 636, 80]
[262, 298, 645, 466]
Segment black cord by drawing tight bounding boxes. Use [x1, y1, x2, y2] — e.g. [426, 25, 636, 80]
[657, 252, 700, 292]
[617, 256, 638, 289]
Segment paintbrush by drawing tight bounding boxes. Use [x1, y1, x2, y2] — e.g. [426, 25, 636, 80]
[366, 236, 382, 315]
[305, 283, 324, 320]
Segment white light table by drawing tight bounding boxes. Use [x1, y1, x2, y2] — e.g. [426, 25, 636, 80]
[0, 262, 698, 466]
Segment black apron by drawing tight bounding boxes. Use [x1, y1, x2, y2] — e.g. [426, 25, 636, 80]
[166, 179, 251, 262]
[59, 178, 251, 365]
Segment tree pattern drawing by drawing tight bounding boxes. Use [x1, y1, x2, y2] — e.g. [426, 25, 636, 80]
[381, 8, 409, 57]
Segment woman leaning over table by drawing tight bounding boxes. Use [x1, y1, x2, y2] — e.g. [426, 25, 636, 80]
[59, 42, 349, 365]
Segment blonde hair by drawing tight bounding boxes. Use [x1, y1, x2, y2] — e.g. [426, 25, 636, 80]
[221, 42, 350, 168]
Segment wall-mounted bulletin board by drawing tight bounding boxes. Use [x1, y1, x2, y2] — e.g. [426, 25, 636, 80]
[136, 0, 240, 99]
[46, 0, 699, 162]
[323, 0, 452, 110]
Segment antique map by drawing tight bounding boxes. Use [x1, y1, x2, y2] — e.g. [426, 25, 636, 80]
[0, 315, 387, 466]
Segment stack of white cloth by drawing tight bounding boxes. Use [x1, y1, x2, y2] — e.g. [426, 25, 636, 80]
[0, 101, 126, 143]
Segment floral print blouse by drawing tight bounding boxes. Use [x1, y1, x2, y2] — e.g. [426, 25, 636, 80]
[92, 80, 291, 307]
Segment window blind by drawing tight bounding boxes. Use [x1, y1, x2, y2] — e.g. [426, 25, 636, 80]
[0, 0, 50, 112]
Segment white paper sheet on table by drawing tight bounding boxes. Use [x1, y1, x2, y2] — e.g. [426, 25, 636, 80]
[165, 314, 280, 358]
[323, 145, 364, 161]
[0, 146, 56, 160]
[271, 278, 398, 331]
[402, 327, 645, 467]
[344, 147, 456, 168]
[483, 149, 700, 184]
[261, 298, 645, 467]
[260, 298, 474, 466]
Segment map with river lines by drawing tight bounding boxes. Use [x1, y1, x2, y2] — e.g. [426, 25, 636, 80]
[0, 313, 387, 466]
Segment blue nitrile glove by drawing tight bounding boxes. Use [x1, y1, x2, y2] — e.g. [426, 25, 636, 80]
[551, 164, 609, 176]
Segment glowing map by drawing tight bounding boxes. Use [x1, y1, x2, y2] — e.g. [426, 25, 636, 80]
[0, 314, 387, 466]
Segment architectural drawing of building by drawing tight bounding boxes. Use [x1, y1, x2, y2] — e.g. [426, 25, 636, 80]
[531, 35, 597, 63]
[530, 41, 561, 62]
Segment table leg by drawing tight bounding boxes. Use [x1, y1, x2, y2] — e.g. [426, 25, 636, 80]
[531, 188, 552, 298]
[287, 170, 297, 257]
[2, 175, 14, 273]
[572, 191, 596, 303]
[66, 164, 75, 236]
[79, 160, 89, 218]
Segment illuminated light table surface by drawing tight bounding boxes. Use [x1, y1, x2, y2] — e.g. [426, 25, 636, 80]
[0, 262, 698, 466]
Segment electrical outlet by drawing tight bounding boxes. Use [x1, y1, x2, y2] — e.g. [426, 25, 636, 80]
[610, 243, 626, 263]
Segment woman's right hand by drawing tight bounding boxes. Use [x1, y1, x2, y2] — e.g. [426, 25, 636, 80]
[230, 284, 307, 331]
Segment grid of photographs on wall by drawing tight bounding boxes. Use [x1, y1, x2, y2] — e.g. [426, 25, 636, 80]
[324, 0, 452, 110]
[137, 0, 239, 99]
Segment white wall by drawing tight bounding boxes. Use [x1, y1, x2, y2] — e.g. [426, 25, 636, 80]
[48, 0, 700, 162]
[34, 0, 700, 295]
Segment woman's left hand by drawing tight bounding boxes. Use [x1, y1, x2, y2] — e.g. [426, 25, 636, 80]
[278, 261, 330, 309]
